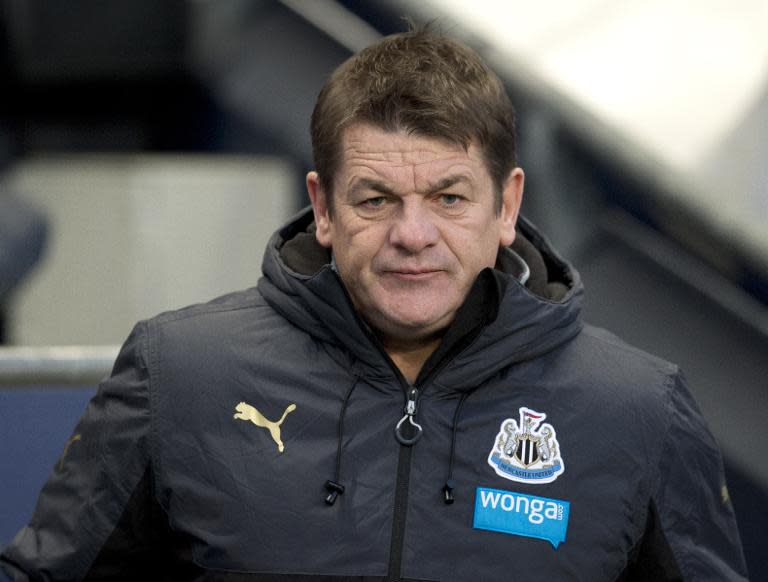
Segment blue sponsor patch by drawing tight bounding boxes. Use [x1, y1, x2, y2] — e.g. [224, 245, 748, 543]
[473, 486, 569, 548]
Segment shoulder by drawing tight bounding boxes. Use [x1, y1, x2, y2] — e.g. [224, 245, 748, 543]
[144, 285, 288, 341]
[150, 286, 271, 328]
[136, 286, 304, 369]
[574, 324, 677, 376]
[557, 324, 679, 390]
[550, 324, 684, 428]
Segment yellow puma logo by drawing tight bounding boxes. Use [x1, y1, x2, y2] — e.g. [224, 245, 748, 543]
[234, 402, 297, 453]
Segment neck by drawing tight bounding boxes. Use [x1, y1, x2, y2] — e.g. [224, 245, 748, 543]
[382, 336, 442, 385]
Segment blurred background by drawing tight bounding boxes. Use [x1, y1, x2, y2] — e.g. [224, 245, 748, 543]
[0, 0, 766, 578]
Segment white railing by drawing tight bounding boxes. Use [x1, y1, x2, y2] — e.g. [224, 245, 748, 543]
[0, 345, 120, 386]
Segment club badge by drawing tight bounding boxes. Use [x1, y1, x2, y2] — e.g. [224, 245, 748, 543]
[487, 407, 564, 484]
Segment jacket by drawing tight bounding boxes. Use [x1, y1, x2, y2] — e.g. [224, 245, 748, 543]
[1, 207, 748, 581]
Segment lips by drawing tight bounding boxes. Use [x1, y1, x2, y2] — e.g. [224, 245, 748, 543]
[384, 269, 444, 281]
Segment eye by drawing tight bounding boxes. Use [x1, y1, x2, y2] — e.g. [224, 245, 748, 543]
[440, 194, 461, 206]
[364, 196, 387, 208]
[437, 194, 469, 213]
[355, 195, 391, 217]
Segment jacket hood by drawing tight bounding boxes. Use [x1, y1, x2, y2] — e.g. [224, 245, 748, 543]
[257, 206, 583, 390]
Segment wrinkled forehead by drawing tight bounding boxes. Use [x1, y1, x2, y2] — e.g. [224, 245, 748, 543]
[337, 123, 489, 193]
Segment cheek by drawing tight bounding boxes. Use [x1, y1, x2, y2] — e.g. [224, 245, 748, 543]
[477, 216, 505, 251]
[334, 227, 383, 272]
[445, 223, 500, 268]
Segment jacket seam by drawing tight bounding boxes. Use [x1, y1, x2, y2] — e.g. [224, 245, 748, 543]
[153, 299, 271, 327]
[144, 318, 164, 514]
[189, 558, 389, 578]
[603, 367, 682, 582]
[74, 322, 156, 580]
[652, 368, 691, 580]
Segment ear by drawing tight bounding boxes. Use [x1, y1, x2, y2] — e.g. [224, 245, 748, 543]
[306, 171, 333, 248]
[498, 167, 525, 247]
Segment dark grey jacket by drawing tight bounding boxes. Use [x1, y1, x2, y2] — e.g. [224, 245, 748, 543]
[1, 208, 747, 581]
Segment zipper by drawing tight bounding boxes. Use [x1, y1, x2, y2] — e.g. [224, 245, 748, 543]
[386, 441, 412, 582]
[333, 291, 420, 580]
[386, 383, 419, 582]
[386, 363, 454, 580]
[395, 387, 423, 445]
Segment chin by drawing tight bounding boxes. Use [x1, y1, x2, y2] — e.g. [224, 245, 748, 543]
[385, 310, 452, 336]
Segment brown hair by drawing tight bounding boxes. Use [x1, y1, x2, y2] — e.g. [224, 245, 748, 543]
[310, 28, 517, 213]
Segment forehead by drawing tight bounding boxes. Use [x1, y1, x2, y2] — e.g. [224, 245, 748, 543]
[337, 123, 489, 190]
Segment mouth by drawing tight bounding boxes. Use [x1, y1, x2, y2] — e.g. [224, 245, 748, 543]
[385, 269, 443, 281]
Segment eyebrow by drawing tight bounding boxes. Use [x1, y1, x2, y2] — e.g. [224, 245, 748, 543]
[426, 175, 471, 194]
[348, 178, 398, 197]
[348, 175, 471, 197]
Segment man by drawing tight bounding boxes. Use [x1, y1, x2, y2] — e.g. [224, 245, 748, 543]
[1, 29, 747, 581]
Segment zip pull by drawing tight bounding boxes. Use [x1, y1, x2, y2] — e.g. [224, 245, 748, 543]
[395, 387, 423, 446]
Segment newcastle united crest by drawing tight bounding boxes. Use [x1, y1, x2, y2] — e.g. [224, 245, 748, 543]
[487, 407, 565, 484]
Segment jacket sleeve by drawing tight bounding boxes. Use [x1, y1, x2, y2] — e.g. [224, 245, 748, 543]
[0, 322, 166, 581]
[623, 371, 749, 581]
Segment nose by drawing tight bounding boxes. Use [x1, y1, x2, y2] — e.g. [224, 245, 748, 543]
[388, 198, 439, 253]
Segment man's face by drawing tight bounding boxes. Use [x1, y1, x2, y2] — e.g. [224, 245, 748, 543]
[307, 123, 524, 346]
